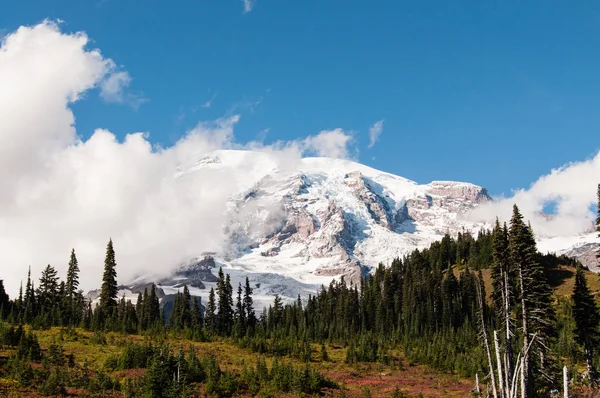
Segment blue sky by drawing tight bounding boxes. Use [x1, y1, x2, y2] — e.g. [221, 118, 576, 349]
[3, 0, 600, 196]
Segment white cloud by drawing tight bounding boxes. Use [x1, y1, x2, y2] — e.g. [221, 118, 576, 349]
[99, 70, 130, 102]
[368, 120, 384, 148]
[243, 0, 255, 13]
[301, 128, 354, 159]
[467, 151, 600, 238]
[100, 70, 147, 108]
[0, 21, 355, 296]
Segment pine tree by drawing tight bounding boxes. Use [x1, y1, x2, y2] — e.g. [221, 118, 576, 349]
[150, 284, 160, 326]
[38, 264, 59, 316]
[206, 287, 216, 333]
[65, 249, 81, 325]
[99, 239, 118, 317]
[572, 265, 600, 385]
[66, 249, 80, 300]
[234, 282, 245, 337]
[23, 266, 35, 322]
[509, 205, 555, 397]
[0, 280, 9, 319]
[216, 268, 233, 335]
[243, 277, 256, 331]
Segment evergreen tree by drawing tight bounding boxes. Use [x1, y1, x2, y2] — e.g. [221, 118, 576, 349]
[216, 268, 233, 335]
[148, 284, 160, 327]
[572, 265, 600, 385]
[37, 264, 59, 316]
[509, 205, 555, 396]
[0, 280, 9, 319]
[66, 249, 80, 300]
[243, 277, 256, 331]
[206, 287, 216, 333]
[234, 282, 245, 337]
[23, 266, 35, 322]
[99, 239, 118, 316]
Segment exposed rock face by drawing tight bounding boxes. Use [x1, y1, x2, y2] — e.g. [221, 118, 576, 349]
[157, 256, 218, 289]
[565, 242, 599, 271]
[345, 172, 393, 229]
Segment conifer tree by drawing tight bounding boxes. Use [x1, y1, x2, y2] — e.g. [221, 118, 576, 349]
[216, 268, 233, 335]
[148, 284, 160, 327]
[66, 249, 79, 300]
[206, 287, 216, 333]
[572, 265, 600, 385]
[182, 285, 192, 328]
[234, 282, 245, 337]
[23, 266, 35, 322]
[99, 239, 118, 316]
[509, 205, 555, 396]
[38, 264, 59, 315]
[0, 280, 9, 319]
[243, 276, 256, 331]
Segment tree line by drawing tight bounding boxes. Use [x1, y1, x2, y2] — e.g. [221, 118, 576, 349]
[0, 186, 599, 397]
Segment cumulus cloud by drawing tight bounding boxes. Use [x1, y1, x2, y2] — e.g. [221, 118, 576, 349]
[301, 128, 355, 159]
[368, 120, 384, 148]
[467, 152, 600, 238]
[0, 21, 354, 295]
[243, 0, 255, 13]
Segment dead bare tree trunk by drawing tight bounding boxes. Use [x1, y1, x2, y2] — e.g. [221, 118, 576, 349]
[563, 365, 568, 398]
[477, 271, 498, 398]
[503, 270, 514, 396]
[518, 266, 529, 398]
[494, 330, 505, 398]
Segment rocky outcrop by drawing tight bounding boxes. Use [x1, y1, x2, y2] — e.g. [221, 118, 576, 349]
[427, 181, 491, 204]
[345, 171, 393, 229]
[158, 256, 218, 289]
[564, 243, 599, 271]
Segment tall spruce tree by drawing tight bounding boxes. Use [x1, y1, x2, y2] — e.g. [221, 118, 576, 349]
[99, 239, 118, 316]
[572, 265, 600, 385]
[0, 280, 9, 319]
[216, 268, 234, 335]
[243, 276, 256, 331]
[509, 205, 555, 397]
[206, 287, 216, 333]
[38, 265, 59, 315]
[66, 249, 79, 300]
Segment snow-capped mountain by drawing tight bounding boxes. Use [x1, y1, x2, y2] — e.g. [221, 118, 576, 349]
[97, 150, 598, 306]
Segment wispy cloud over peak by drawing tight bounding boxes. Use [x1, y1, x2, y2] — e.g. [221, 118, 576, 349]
[243, 0, 255, 13]
[368, 120, 384, 148]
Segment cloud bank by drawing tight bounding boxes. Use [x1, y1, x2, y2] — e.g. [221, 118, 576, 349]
[467, 152, 600, 238]
[0, 21, 354, 295]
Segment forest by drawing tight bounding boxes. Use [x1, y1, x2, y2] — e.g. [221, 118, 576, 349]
[0, 188, 599, 397]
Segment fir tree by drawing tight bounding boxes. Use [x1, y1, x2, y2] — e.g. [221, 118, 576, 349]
[243, 277, 256, 331]
[99, 239, 118, 316]
[37, 264, 59, 315]
[216, 268, 233, 335]
[66, 249, 80, 300]
[234, 282, 245, 337]
[0, 280, 9, 319]
[206, 287, 216, 333]
[572, 265, 600, 385]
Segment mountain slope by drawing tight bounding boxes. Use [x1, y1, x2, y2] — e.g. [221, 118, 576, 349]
[115, 150, 597, 304]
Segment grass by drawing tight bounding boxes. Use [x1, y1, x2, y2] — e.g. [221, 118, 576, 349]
[0, 326, 478, 397]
